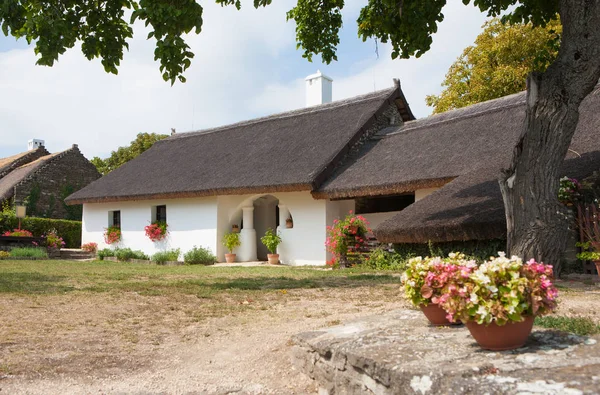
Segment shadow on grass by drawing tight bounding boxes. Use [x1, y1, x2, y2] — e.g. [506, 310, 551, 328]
[207, 274, 401, 291]
[0, 272, 75, 294]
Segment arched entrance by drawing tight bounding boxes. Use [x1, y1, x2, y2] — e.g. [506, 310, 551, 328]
[229, 194, 293, 262]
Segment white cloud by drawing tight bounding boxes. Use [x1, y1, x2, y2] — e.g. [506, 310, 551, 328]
[0, 0, 488, 159]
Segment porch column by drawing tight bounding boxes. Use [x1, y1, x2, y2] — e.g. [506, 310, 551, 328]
[239, 206, 257, 261]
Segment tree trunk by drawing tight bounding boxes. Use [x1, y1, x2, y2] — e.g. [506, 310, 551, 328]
[499, 0, 600, 276]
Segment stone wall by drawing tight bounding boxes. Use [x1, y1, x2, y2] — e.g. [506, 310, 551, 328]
[14, 145, 101, 220]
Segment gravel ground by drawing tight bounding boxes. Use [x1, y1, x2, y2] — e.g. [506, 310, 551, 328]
[0, 277, 598, 394]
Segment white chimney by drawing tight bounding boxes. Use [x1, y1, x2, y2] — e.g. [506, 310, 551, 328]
[305, 70, 333, 107]
[28, 139, 45, 151]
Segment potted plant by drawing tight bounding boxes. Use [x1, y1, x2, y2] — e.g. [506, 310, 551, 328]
[402, 253, 476, 326]
[285, 218, 293, 228]
[325, 211, 371, 268]
[232, 224, 240, 233]
[222, 231, 241, 263]
[261, 228, 282, 265]
[104, 226, 121, 245]
[439, 253, 558, 350]
[145, 221, 168, 242]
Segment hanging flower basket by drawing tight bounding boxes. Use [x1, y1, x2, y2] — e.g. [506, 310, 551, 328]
[145, 222, 168, 242]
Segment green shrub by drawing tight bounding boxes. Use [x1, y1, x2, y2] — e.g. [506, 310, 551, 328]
[184, 246, 216, 265]
[0, 214, 81, 248]
[97, 248, 115, 260]
[222, 232, 241, 253]
[0, 251, 10, 259]
[260, 228, 282, 254]
[9, 247, 49, 259]
[363, 247, 408, 271]
[151, 248, 181, 264]
[115, 248, 149, 262]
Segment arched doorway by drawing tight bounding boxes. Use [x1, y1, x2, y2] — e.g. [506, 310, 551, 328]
[252, 195, 279, 260]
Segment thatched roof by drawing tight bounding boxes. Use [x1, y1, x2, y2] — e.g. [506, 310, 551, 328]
[0, 147, 74, 200]
[0, 147, 50, 180]
[374, 85, 600, 243]
[66, 83, 414, 204]
[315, 92, 525, 199]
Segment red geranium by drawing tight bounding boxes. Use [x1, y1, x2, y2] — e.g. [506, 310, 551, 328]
[3, 229, 33, 237]
[145, 222, 168, 242]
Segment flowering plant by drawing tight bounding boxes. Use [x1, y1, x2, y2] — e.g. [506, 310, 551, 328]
[2, 228, 33, 237]
[81, 242, 98, 253]
[402, 253, 477, 307]
[325, 211, 371, 264]
[558, 176, 581, 205]
[439, 253, 558, 326]
[145, 221, 168, 242]
[104, 226, 121, 245]
[45, 229, 65, 249]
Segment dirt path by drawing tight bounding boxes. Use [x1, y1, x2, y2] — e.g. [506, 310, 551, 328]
[0, 286, 405, 394]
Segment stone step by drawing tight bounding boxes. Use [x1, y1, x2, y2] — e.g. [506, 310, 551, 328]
[60, 249, 95, 260]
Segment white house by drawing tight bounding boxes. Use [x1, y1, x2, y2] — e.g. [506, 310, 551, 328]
[65, 73, 443, 264]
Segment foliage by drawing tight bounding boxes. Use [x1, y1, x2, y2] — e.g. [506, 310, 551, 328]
[115, 248, 149, 262]
[394, 239, 507, 264]
[81, 242, 98, 253]
[575, 242, 600, 262]
[402, 253, 476, 307]
[558, 177, 581, 205]
[151, 249, 181, 264]
[2, 229, 33, 237]
[535, 316, 600, 336]
[9, 247, 48, 259]
[104, 226, 121, 245]
[0, 251, 9, 259]
[1, 199, 15, 216]
[426, 18, 561, 113]
[260, 228, 282, 254]
[222, 232, 241, 254]
[91, 133, 168, 175]
[24, 183, 41, 217]
[145, 221, 168, 242]
[44, 229, 65, 249]
[439, 253, 558, 326]
[362, 247, 407, 271]
[97, 248, 115, 260]
[325, 211, 371, 264]
[184, 246, 217, 265]
[0, 214, 81, 248]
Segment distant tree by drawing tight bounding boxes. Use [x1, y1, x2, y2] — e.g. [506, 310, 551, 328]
[426, 18, 562, 114]
[92, 132, 168, 175]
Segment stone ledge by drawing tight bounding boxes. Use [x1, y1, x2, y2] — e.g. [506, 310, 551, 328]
[291, 310, 600, 395]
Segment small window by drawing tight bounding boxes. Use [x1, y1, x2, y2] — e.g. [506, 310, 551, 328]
[153, 205, 167, 223]
[355, 194, 415, 214]
[108, 210, 121, 228]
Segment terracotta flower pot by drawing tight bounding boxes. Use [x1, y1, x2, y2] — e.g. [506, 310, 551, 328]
[420, 303, 453, 326]
[466, 316, 534, 351]
[285, 220, 293, 229]
[267, 253, 280, 265]
[225, 253, 236, 264]
[232, 225, 240, 233]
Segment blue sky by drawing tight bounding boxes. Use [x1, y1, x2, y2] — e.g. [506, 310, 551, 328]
[0, 1, 489, 159]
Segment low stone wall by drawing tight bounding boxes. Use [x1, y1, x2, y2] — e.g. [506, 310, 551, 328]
[291, 310, 600, 394]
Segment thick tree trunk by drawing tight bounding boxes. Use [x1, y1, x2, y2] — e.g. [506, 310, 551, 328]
[499, 0, 600, 275]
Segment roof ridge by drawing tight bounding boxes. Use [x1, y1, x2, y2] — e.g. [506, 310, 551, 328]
[383, 91, 526, 138]
[166, 86, 397, 141]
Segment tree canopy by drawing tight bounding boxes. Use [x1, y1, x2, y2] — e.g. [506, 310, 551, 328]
[0, 0, 561, 83]
[91, 132, 167, 175]
[426, 18, 561, 114]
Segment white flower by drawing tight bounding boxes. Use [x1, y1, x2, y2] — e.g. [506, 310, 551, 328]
[498, 251, 506, 258]
[486, 285, 498, 294]
[470, 293, 478, 303]
[477, 305, 489, 319]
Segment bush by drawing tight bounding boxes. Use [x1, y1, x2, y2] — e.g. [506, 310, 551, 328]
[0, 214, 81, 247]
[362, 247, 408, 271]
[0, 251, 10, 259]
[184, 246, 216, 265]
[535, 315, 600, 336]
[115, 248, 149, 262]
[9, 247, 48, 259]
[393, 239, 506, 264]
[151, 248, 181, 264]
[97, 248, 115, 260]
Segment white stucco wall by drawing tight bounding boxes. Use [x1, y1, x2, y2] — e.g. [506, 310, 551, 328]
[216, 192, 328, 265]
[82, 197, 218, 259]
